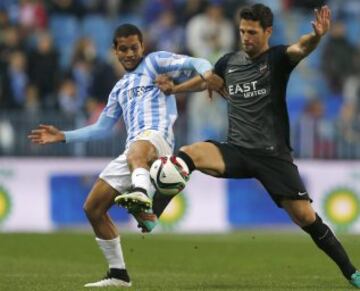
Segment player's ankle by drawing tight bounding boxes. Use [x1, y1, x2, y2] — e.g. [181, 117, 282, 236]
[109, 268, 131, 282]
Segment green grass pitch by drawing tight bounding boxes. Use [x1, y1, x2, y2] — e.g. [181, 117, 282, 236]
[0, 231, 359, 290]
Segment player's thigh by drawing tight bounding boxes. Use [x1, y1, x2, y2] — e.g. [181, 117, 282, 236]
[254, 155, 313, 214]
[127, 140, 157, 168]
[281, 199, 316, 227]
[99, 153, 132, 195]
[127, 130, 172, 168]
[180, 141, 226, 176]
[84, 178, 119, 215]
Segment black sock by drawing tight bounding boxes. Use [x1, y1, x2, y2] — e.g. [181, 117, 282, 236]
[177, 151, 196, 173]
[302, 214, 356, 279]
[109, 268, 130, 282]
[152, 190, 174, 217]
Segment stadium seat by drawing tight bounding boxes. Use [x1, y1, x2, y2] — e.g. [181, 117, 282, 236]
[287, 97, 306, 125]
[82, 15, 112, 60]
[345, 17, 360, 45]
[50, 15, 80, 67]
[324, 95, 343, 119]
[270, 13, 286, 45]
[113, 14, 143, 31]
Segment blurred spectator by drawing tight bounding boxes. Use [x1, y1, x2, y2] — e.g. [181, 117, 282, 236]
[186, 0, 234, 62]
[70, 37, 117, 104]
[5, 50, 28, 108]
[27, 31, 59, 107]
[187, 92, 228, 143]
[24, 83, 41, 114]
[147, 10, 185, 53]
[142, 0, 175, 25]
[343, 50, 360, 110]
[298, 99, 336, 158]
[70, 37, 96, 106]
[85, 97, 104, 124]
[321, 20, 355, 94]
[285, 0, 327, 11]
[57, 78, 80, 115]
[176, 0, 207, 24]
[336, 103, 360, 158]
[0, 9, 10, 29]
[0, 25, 24, 64]
[185, 0, 232, 145]
[0, 119, 15, 155]
[19, 0, 48, 31]
[49, 0, 83, 17]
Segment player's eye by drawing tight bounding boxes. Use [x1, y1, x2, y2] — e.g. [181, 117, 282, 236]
[118, 46, 128, 52]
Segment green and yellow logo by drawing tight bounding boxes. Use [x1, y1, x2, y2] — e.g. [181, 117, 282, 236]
[0, 186, 11, 223]
[323, 187, 360, 231]
[159, 193, 187, 230]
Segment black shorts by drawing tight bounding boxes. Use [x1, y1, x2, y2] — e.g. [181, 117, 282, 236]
[208, 141, 311, 207]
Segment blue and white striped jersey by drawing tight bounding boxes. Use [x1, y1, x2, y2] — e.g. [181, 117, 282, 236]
[103, 51, 211, 149]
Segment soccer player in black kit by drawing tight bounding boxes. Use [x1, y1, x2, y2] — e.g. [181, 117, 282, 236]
[131, 3, 360, 288]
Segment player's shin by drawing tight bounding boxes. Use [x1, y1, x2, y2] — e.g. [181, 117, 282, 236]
[302, 214, 357, 280]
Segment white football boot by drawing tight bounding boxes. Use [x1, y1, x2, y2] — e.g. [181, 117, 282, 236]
[84, 269, 132, 288]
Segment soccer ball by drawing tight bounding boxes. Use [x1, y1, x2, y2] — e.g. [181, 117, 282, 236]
[150, 155, 189, 196]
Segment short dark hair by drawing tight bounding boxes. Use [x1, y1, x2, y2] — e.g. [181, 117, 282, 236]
[113, 24, 143, 47]
[239, 4, 273, 30]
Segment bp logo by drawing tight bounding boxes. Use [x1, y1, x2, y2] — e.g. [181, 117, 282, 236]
[323, 187, 360, 230]
[159, 192, 187, 230]
[0, 185, 11, 223]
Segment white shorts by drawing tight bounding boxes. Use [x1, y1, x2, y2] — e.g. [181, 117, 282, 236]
[99, 130, 172, 194]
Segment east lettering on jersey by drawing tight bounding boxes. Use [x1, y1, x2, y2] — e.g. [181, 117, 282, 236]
[214, 45, 299, 155]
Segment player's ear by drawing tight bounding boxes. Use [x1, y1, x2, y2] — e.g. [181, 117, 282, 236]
[265, 26, 273, 38]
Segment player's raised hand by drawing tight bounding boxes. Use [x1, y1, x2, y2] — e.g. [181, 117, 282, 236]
[312, 5, 331, 37]
[28, 124, 65, 144]
[156, 75, 174, 95]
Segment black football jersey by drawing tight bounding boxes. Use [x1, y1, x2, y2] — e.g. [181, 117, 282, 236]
[214, 45, 299, 154]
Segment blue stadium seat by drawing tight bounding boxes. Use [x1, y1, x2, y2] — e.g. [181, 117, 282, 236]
[324, 95, 343, 119]
[270, 13, 286, 45]
[113, 14, 143, 31]
[345, 17, 360, 45]
[82, 15, 112, 60]
[50, 15, 80, 68]
[287, 97, 306, 124]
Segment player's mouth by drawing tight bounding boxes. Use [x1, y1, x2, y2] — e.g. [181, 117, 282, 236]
[123, 59, 137, 68]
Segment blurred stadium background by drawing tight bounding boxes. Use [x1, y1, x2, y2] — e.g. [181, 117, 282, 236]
[0, 0, 360, 290]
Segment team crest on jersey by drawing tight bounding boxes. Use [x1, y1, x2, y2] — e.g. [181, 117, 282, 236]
[259, 63, 268, 73]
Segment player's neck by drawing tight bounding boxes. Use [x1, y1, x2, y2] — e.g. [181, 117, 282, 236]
[248, 44, 270, 59]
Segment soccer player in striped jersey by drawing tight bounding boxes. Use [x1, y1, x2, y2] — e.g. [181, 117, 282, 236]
[28, 24, 223, 288]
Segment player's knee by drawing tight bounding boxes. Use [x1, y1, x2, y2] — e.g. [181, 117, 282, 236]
[291, 210, 316, 227]
[83, 200, 102, 221]
[179, 144, 200, 163]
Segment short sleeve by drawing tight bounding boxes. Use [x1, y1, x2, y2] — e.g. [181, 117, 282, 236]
[214, 53, 233, 78]
[272, 45, 300, 73]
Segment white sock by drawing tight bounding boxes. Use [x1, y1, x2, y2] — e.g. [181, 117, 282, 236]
[132, 167, 151, 194]
[96, 236, 125, 269]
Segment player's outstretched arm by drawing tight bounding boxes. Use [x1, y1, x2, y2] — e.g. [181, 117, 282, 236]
[156, 74, 227, 98]
[28, 114, 118, 145]
[28, 124, 65, 144]
[287, 5, 331, 63]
